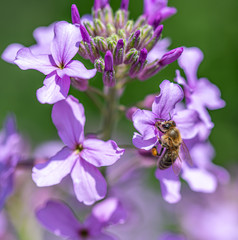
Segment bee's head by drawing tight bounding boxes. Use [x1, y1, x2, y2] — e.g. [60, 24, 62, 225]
[156, 120, 176, 132]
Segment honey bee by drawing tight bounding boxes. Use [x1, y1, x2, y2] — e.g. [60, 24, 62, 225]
[152, 119, 192, 175]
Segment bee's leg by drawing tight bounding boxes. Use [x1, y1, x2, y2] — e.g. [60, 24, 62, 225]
[155, 122, 165, 133]
[157, 146, 164, 156]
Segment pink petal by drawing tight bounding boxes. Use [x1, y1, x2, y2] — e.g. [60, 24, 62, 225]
[51, 21, 82, 67]
[81, 139, 124, 167]
[33, 22, 55, 46]
[14, 47, 57, 75]
[58, 60, 97, 79]
[52, 95, 85, 149]
[32, 146, 76, 187]
[155, 168, 181, 204]
[182, 165, 217, 193]
[71, 158, 107, 205]
[36, 200, 81, 238]
[1, 43, 24, 64]
[36, 73, 70, 104]
[173, 109, 199, 139]
[178, 47, 204, 88]
[152, 80, 184, 119]
[132, 132, 158, 150]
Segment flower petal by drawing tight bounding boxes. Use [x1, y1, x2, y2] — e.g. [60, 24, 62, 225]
[71, 158, 107, 205]
[14, 47, 57, 75]
[32, 146, 76, 187]
[33, 22, 55, 46]
[57, 60, 97, 79]
[51, 21, 81, 67]
[173, 109, 199, 139]
[81, 139, 124, 167]
[152, 80, 184, 119]
[155, 168, 181, 204]
[36, 73, 70, 104]
[178, 47, 204, 88]
[36, 200, 81, 238]
[132, 132, 158, 150]
[1, 43, 24, 64]
[52, 95, 85, 149]
[182, 165, 217, 193]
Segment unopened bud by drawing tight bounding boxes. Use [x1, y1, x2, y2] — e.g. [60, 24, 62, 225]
[120, 0, 129, 11]
[114, 39, 124, 65]
[106, 23, 116, 35]
[137, 59, 160, 80]
[94, 36, 108, 52]
[129, 48, 148, 78]
[84, 21, 95, 37]
[94, 18, 106, 37]
[125, 20, 134, 37]
[80, 25, 91, 43]
[126, 30, 141, 52]
[71, 4, 80, 25]
[159, 47, 183, 66]
[124, 48, 139, 64]
[104, 5, 114, 24]
[78, 41, 90, 60]
[145, 25, 163, 52]
[103, 51, 116, 87]
[152, 15, 162, 29]
[132, 15, 146, 32]
[139, 25, 153, 48]
[107, 39, 117, 52]
[115, 10, 126, 29]
[94, 58, 105, 72]
[118, 29, 126, 39]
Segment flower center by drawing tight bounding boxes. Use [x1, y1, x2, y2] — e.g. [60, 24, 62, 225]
[78, 228, 90, 238]
[75, 143, 84, 154]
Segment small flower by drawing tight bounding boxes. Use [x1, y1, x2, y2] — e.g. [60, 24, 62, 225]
[0, 115, 24, 209]
[14, 21, 97, 104]
[175, 47, 226, 140]
[36, 198, 125, 240]
[32, 96, 124, 205]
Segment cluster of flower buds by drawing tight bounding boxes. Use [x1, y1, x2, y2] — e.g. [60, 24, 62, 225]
[71, 0, 183, 87]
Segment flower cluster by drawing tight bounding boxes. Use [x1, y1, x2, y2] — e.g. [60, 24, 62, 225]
[0, 0, 228, 239]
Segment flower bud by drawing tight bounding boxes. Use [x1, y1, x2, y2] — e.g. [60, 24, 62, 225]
[125, 20, 134, 37]
[159, 47, 183, 66]
[115, 10, 126, 29]
[124, 48, 139, 64]
[94, 19, 106, 37]
[104, 4, 114, 24]
[106, 23, 116, 35]
[84, 21, 95, 37]
[103, 51, 116, 87]
[71, 4, 80, 25]
[114, 39, 124, 65]
[94, 36, 108, 52]
[126, 30, 141, 52]
[145, 25, 163, 52]
[132, 15, 146, 32]
[94, 58, 105, 72]
[120, 0, 129, 11]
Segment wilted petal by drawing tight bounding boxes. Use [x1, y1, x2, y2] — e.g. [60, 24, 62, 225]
[32, 146, 76, 187]
[36, 200, 80, 238]
[58, 60, 97, 79]
[71, 158, 107, 205]
[36, 73, 70, 104]
[155, 168, 181, 204]
[92, 197, 126, 226]
[52, 95, 85, 149]
[178, 47, 203, 88]
[182, 165, 217, 193]
[173, 109, 199, 139]
[81, 139, 124, 167]
[152, 80, 184, 119]
[1, 43, 24, 64]
[14, 48, 57, 75]
[51, 21, 82, 67]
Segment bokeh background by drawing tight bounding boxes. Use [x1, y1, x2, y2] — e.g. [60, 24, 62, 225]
[0, 0, 237, 167]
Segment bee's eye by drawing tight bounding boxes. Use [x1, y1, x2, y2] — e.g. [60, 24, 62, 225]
[162, 123, 170, 129]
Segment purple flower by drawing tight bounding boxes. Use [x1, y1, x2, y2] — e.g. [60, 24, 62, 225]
[36, 198, 125, 239]
[32, 96, 124, 205]
[14, 21, 97, 104]
[159, 232, 186, 240]
[144, 0, 177, 25]
[175, 47, 226, 139]
[0, 115, 24, 209]
[132, 80, 200, 203]
[1, 22, 55, 64]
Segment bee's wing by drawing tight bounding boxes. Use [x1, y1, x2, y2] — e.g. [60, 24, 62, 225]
[180, 140, 193, 167]
[172, 156, 182, 176]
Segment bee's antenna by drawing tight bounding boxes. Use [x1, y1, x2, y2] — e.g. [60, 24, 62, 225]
[168, 113, 172, 121]
[155, 117, 166, 121]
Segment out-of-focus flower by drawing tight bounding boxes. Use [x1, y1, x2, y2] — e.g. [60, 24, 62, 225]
[36, 198, 125, 240]
[0, 115, 25, 209]
[177, 178, 238, 240]
[1, 23, 55, 64]
[14, 21, 96, 104]
[32, 96, 124, 205]
[175, 47, 225, 140]
[143, 0, 177, 26]
[159, 232, 186, 240]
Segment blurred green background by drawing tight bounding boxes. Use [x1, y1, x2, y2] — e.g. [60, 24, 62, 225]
[0, 0, 237, 167]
